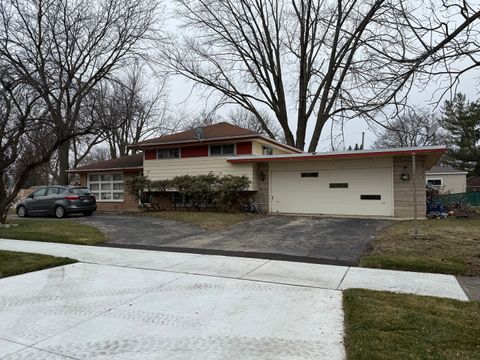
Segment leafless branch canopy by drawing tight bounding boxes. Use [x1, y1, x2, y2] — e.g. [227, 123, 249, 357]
[164, 0, 480, 151]
[0, 0, 162, 183]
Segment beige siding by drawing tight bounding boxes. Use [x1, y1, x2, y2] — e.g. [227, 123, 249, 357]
[144, 157, 258, 190]
[269, 157, 393, 172]
[425, 173, 467, 194]
[393, 157, 426, 218]
[252, 140, 294, 155]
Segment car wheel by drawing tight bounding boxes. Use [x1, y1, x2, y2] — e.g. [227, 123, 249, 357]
[55, 206, 66, 218]
[83, 211, 94, 216]
[17, 206, 28, 218]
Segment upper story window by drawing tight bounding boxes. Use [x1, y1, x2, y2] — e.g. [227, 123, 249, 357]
[157, 148, 180, 159]
[210, 144, 235, 156]
[262, 145, 273, 155]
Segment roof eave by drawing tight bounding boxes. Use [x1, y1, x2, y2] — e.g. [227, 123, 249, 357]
[67, 166, 143, 173]
[227, 146, 447, 166]
[128, 134, 303, 153]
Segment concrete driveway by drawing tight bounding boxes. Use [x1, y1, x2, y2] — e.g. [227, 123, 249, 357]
[73, 214, 390, 265]
[0, 239, 468, 359]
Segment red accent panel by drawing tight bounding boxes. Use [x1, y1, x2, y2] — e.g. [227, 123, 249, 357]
[181, 145, 209, 158]
[236, 142, 252, 155]
[144, 149, 157, 160]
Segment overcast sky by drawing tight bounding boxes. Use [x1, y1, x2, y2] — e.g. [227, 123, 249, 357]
[158, 3, 480, 152]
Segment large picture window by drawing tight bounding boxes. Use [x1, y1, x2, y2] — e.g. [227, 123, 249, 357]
[88, 173, 123, 201]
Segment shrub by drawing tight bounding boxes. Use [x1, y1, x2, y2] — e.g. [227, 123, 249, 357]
[172, 173, 220, 210]
[125, 175, 152, 201]
[127, 173, 251, 211]
[215, 175, 250, 211]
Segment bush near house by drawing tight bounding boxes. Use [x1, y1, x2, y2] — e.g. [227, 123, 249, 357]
[126, 173, 251, 212]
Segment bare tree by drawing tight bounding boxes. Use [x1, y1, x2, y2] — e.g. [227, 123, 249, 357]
[94, 66, 173, 158]
[0, 0, 162, 184]
[373, 109, 447, 148]
[0, 69, 70, 223]
[228, 107, 284, 141]
[164, 0, 480, 151]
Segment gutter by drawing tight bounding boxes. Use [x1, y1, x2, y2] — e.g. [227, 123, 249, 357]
[67, 166, 143, 173]
[227, 147, 447, 163]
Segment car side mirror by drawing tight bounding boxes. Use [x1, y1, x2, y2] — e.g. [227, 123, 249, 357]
[28, 193, 34, 199]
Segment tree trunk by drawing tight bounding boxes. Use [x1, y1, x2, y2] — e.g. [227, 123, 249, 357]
[58, 141, 70, 185]
[308, 113, 328, 152]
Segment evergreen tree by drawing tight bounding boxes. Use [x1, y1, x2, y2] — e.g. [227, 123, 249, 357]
[441, 94, 480, 175]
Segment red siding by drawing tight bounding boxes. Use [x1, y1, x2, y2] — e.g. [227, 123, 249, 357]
[144, 149, 156, 160]
[236, 142, 252, 155]
[181, 145, 209, 158]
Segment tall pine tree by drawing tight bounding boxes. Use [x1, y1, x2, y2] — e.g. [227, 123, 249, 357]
[441, 94, 480, 175]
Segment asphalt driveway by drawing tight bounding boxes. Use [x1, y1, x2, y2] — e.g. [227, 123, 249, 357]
[72, 214, 390, 265]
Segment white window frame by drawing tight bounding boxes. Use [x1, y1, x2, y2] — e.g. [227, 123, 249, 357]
[87, 172, 124, 202]
[209, 143, 236, 156]
[426, 178, 443, 187]
[157, 147, 181, 160]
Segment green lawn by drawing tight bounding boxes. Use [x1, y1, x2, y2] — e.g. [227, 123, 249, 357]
[361, 218, 480, 275]
[143, 211, 254, 230]
[0, 219, 105, 245]
[0, 250, 75, 278]
[343, 289, 480, 360]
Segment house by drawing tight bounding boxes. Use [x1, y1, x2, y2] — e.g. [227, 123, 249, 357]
[425, 165, 468, 194]
[69, 122, 446, 218]
[68, 153, 143, 212]
[467, 175, 480, 192]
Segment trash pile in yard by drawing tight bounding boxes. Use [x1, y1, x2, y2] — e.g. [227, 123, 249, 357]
[426, 187, 478, 219]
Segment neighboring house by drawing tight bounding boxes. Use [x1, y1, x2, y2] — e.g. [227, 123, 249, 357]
[467, 175, 480, 192]
[425, 165, 468, 194]
[69, 122, 446, 218]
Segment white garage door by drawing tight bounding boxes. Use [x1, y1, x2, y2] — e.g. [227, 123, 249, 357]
[270, 167, 393, 216]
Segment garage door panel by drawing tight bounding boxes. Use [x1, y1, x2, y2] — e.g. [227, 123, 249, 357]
[270, 167, 393, 216]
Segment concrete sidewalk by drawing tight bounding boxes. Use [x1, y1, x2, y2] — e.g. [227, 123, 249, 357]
[0, 238, 468, 301]
[0, 238, 469, 360]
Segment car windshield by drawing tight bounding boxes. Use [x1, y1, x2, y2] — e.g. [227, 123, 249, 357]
[70, 187, 92, 195]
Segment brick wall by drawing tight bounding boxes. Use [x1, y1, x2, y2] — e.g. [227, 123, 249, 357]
[393, 156, 426, 218]
[80, 171, 141, 212]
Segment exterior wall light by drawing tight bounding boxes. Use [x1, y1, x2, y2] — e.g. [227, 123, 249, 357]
[400, 166, 410, 181]
[259, 171, 266, 182]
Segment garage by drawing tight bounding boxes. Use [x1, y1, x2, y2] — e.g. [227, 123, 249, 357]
[227, 146, 447, 218]
[269, 158, 394, 217]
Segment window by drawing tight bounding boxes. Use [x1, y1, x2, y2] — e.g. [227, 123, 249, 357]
[210, 144, 235, 156]
[88, 173, 123, 201]
[330, 183, 349, 189]
[301, 172, 318, 178]
[262, 145, 274, 155]
[157, 148, 180, 159]
[360, 195, 381, 200]
[47, 187, 63, 196]
[427, 178, 443, 187]
[31, 188, 47, 198]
